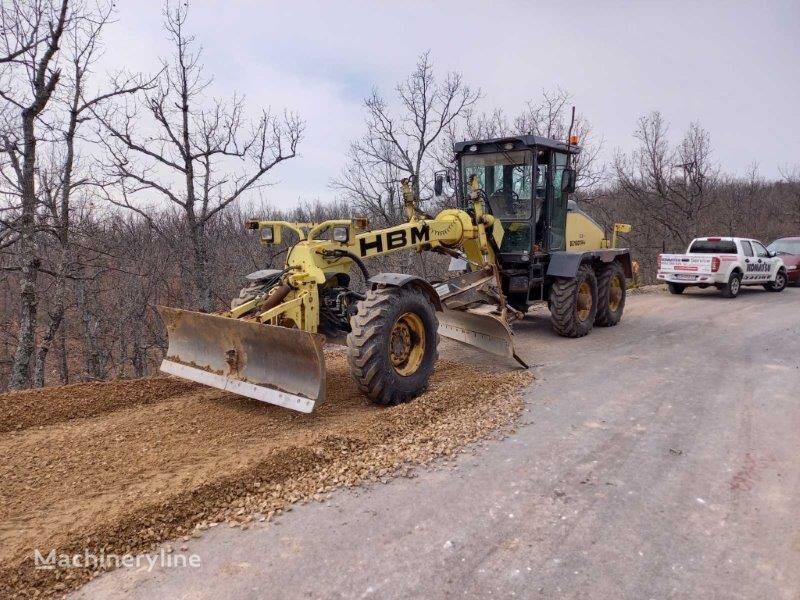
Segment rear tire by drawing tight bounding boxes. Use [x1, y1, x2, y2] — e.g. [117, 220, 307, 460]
[549, 265, 597, 338]
[347, 286, 439, 406]
[667, 283, 685, 295]
[595, 261, 626, 327]
[721, 272, 742, 298]
[764, 270, 787, 292]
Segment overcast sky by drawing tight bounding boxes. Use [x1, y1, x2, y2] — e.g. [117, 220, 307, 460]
[99, 0, 800, 209]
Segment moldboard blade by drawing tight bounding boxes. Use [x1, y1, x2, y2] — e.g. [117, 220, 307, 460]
[437, 307, 526, 367]
[157, 306, 326, 412]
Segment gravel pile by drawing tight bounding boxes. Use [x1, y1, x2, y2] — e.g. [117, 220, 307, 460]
[0, 354, 531, 598]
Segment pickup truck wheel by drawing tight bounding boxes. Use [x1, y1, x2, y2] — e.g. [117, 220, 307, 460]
[764, 270, 787, 292]
[667, 283, 685, 295]
[550, 265, 597, 338]
[721, 272, 742, 298]
[595, 261, 626, 327]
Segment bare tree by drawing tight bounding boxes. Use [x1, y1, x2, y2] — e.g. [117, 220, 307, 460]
[0, 0, 70, 390]
[613, 112, 718, 249]
[0, 1, 52, 65]
[332, 52, 479, 224]
[97, 2, 302, 311]
[29, 5, 150, 387]
[778, 165, 800, 228]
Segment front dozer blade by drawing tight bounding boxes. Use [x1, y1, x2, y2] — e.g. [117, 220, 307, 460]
[157, 306, 326, 413]
[437, 307, 528, 368]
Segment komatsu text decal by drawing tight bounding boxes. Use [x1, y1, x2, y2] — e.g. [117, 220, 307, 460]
[746, 262, 770, 273]
[359, 225, 430, 256]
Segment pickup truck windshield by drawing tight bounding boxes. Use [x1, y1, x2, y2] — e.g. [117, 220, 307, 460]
[689, 240, 737, 254]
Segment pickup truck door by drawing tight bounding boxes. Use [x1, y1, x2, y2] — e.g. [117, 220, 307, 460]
[749, 240, 776, 283]
[740, 240, 757, 284]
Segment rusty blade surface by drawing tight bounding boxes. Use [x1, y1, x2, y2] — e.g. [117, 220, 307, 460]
[157, 306, 326, 412]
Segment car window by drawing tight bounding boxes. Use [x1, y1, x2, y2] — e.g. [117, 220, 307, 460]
[751, 241, 769, 258]
[769, 239, 800, 255]
[741, 241, 753, 257]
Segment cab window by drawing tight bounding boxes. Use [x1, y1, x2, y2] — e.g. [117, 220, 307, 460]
[462, 150, 533, 220]
[499, 222, 531, 254]
[741, 241, 753, 257]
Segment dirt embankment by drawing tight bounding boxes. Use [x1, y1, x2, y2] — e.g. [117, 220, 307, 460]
[0, 354, 531, 599]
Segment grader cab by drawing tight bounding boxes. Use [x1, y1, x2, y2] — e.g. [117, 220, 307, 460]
[448, 135, 632, 332]
[159, 134, 632, 413]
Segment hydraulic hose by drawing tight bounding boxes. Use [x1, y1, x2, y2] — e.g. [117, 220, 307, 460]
[322, 249, 370, 282]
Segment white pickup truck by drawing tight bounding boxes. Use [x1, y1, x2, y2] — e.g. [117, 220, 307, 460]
[657, 237, 788, 298]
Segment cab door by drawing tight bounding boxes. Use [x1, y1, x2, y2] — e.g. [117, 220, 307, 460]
[740, 240, 756, 284]
[750, 240, 776, 283]
[547, 152, 569, 251]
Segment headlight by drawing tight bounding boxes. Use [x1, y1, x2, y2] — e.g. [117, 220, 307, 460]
[332, 226, 349, 243]
[260, 226, 274, 243]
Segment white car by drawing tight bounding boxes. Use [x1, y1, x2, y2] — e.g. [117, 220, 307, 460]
[657, 237, 788, 297]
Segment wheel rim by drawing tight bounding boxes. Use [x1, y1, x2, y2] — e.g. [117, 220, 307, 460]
[731, 278, 740, 294]
[608, 276, 623, 311]
[577, 281, 593, 321]
[776, 274, 785, 288]
[389, 312, 426, 376]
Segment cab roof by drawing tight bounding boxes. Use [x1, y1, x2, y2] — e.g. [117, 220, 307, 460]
[453, 135, 580, 155]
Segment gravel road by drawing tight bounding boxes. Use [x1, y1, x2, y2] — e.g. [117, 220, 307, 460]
[74, 285, 800, 600]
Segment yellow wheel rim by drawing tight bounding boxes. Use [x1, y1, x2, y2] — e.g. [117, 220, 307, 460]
[389, 312, 426, 376]
[577, 281, 593, 321]
[608, 276, 623, 312]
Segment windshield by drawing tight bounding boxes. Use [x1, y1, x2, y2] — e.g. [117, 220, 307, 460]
[768, 239, 800, 255]
[689, 239, 737, 254]
[462, 150, 533, 219]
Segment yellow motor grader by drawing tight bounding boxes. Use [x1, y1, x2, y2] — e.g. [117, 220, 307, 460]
[159, 135, 632, 412]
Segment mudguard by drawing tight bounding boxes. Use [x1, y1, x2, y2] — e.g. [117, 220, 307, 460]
[547, 249, 632, 278]
[368, 273, 443, 310]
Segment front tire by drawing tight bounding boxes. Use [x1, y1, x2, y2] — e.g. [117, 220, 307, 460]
[595, 261, 626, 327]
[764, 269, 787, 292]
[721, 272, 742, 298]
[347, 286, 439, 406]
[550, 265, 598, 338]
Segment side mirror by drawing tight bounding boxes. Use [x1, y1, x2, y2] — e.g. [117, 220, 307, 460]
[434, 174, 445, 197]
[434, 169, 454, 197]
[561, 167, 577, 194]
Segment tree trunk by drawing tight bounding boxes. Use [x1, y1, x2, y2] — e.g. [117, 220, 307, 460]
[8, 264, 37, 389]
[32, 259, 67, 388]
[57, 317, 69, 384]
[74, 278, 103, 380]
[8, 114, 41, 390]
[33, 301, 65, 388]
[131, 327, 145, 378]
[190, 223, 212, 312]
